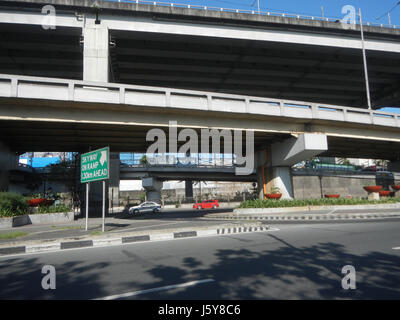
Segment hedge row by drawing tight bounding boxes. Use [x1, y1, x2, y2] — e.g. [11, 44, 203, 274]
[238, 197, 400, 209]
[0, 192, 70, 218]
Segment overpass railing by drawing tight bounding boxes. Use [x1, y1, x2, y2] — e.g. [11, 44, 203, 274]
[0, 73, 399, 129]
[121, 154, 237, 168]
[115, 0, 398, 29]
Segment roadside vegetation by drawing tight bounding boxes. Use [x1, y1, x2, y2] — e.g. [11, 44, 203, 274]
[36, 205, 71, 214]
[0, 231, 29, 240]
[0, 192, 71, 218]
[239, 197, 400, 208]
[0, 192, 29, 217]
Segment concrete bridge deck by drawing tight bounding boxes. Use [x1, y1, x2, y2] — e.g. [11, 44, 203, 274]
[0, 0, 400, 107]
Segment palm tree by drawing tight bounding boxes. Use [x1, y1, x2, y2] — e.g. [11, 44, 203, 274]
[337, 158, 351, 165]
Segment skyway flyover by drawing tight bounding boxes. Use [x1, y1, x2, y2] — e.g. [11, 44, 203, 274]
[1, 0, 400, 202]
[0, 0, 400, 108]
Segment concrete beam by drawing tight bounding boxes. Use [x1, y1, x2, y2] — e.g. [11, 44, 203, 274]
[271, 133, 328, 166]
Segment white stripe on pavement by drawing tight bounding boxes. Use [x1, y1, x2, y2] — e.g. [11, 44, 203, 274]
[392, 247, 400, 250]
[96, 279, 215, 300]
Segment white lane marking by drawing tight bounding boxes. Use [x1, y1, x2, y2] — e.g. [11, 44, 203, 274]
[96, 279, 215, 300]
[392, 247, 400, 250]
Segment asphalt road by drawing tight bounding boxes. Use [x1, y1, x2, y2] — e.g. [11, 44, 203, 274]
[0, 220, 399, 299]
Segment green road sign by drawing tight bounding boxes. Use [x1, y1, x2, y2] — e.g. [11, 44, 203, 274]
[81, 147, 109, 183]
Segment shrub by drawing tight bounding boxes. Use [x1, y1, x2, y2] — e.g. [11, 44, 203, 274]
[0, 192, 29, 217]
[35, 205, 71, 214]
[239, 197, 400, 209]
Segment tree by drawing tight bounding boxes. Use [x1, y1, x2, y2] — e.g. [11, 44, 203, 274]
[140, 155, 149, 166]
[337, 158, 351, 165]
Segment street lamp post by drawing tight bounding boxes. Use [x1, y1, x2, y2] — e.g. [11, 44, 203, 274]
[359, 8, 372, 110]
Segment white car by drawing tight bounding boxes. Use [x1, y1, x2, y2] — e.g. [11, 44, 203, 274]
[128, 201, 162, 215]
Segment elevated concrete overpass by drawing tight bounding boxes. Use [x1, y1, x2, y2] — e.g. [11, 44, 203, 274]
[1, 0, 400, 203]
[0, 0, 400, 108]
[0, 73, 399, 159]
[1, 72, 400, 200]
[120, 165, 256, 182]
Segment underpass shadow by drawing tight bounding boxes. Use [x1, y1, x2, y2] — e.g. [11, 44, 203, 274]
[113, 208, 233, 220]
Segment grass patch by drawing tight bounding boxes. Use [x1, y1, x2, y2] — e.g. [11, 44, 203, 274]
[90, 231, 102, 236]
[239, 197, 400, 209]
[0, 231, 29, 240]
[52, 226, 82, 231]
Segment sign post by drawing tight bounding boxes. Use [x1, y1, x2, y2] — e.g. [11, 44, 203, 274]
[81, 147, 110, 232]
[86, 182, 89, 231]
[102, 180, 106, 233]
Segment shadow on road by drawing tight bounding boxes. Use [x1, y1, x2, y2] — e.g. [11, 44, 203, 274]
[0, 258, 111, 300]
[135, 242, 400, 299]
[112, 208, 233, 220]
[1, 239, 399, 299]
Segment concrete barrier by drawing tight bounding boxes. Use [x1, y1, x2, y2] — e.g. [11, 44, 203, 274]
[28, 212, 74, 224]
[0, 212, 75, 229]
[0, 217, 12, 229]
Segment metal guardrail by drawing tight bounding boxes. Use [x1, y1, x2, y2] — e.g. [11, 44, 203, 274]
[120, 163, 238, 169]
[120, 155, 238, 168]
[114, 0, 398, 29]
[0, 73, 399, 129]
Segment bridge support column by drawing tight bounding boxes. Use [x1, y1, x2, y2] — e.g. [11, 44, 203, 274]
[83, 25, 109, 82]
[389, 161, 400, 173]
[185, 180, 193, 201]
[109, 152, 120, 210]
[256, 160, 293, 200]
[142, 177, 162, 204]
[0, 141, 17, 192]
[256, 133, 328, 200]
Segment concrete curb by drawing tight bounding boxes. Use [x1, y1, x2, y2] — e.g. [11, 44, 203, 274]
[0, 223, 270, 257]
[206, 212, 400, 222]
[233, 203, 400, 215]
